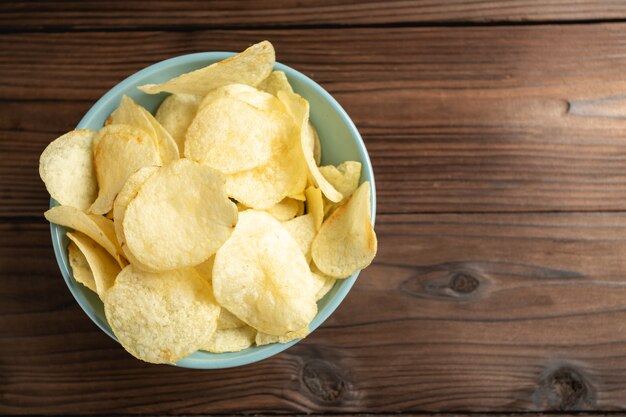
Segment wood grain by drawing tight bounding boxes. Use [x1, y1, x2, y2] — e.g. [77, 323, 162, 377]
[4, 213, 626, 413]
[2, 1, 626, 30]
[6, 26, 626, 217]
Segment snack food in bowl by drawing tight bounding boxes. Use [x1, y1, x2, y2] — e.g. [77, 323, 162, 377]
[39, 41, 377, 368]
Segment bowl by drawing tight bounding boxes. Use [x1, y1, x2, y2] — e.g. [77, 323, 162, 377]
[49, 51, 376, 369]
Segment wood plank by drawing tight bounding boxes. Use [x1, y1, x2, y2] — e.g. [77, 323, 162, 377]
[4, 213, 626, 413]
[2, 1, 626, 30]
[5, 26, 626, 217]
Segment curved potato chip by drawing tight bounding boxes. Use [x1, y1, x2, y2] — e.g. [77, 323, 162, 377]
[67, 231, 121, 299]
[281, 214, 316, 262]
[217, 308, 246, 330]
[213, 210, 317, 335]
[202, 326, 256, 353]
[199, 84, 282, 114]
[312, 181, 377, 278]
[320, 161, 362, 216]
[109, 95, 179, 165]
[155, 94, 201, 154]
[67, 241, 97, 292]
[194, 255, 215, 284]
[124, 159, 237, 271]
[305, 186, 324, 231]
[310, 123, 322, 166]
[258, 70, 293, 96]
[105, 265, 219, 364]
[112, 166, 159, 271]
[39, 129, 97, 210]
[44, 205, 125, 267]
[265, 198, 303, 221]
[255, 327, 309, 346]
[310, 263, 337, 301]
[278, 90, 343, 203]
[89, 124, 161, 215]
[139, 41, 275, 95]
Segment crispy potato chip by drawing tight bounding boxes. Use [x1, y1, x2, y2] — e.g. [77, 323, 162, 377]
[310, 263, 336, 301]
[202, 326, 256, 353]
[105, 265, 219, 364]
[44, 205, 125, 267]
[124, 159, 237, 271]
[67, 241, 97, 292]
[113, 166, 159, 270]
[258, 70, 293, 96]
[213, 210, 317, 335]
[312, 181, 377, 278]
[281, 214, 316, 262]
[265, 198, 303, 221]
[155, 94, 201, 154]
[320, 161, 362, 216]
[255, 327, 309, 346]
[305, 186, 324, 231]
[109, 95, 179, 164]
[194, 255, 215, 283]
[217, 308, 246, 330]
[89, 124, 161, 215]
[278, 91, 343, 203]
[67, 232, 121, 299]
[310, 123, 322, 166]
[199, 84, 283, 114]
[185, 97, 290, 174]
[139, 41, 275, 95]
[39, 129, 97, 211]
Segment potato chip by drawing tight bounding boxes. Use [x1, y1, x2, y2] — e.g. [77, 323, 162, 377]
[44, 205, 125, 267]
[265, 198, 303, 221]
[258, 71, 293, 96]
[185, 97, 289, 174]
[202, 326, 256, 353]
[278, 91, 343, 202]
[155, 94, 201, 154]
[310, 263, 337, 301]
[109, 95, 179, 164]
[194, 255, 215, 283]
[138, 41, 275, 95]
[213, 210, 317, 335]
[310, 123, 322, 166]
[199, 84, 283, 114]
[312, 181, 377, 278]
[305, 186, 323, 231]
[67, 231, 121, 299]
[320, 161, 362, 216]
[217, 308, 246, 330]
[281, 214, 316, 262]
[112, 166, 159, 270]
[124, 159, 237, 271]
[39, 129, 97, 211]
[105, 265, 219, 364]
[67, 241, 97, 292]
[255, 327, 309, 346]
[89, 124, 161, 215]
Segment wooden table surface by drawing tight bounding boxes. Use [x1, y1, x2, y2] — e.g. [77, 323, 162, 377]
[5, 1, 626, 415]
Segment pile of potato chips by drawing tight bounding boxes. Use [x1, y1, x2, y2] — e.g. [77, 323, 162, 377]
[39, 41, 377, 364]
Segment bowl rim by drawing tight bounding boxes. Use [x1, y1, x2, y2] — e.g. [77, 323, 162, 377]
[49, 51, 376, 369]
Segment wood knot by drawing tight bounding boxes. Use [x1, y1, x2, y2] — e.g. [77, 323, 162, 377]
[301, 359, 346, 403]
[533, 365, 595, 410]
[448, 272, 479, 294]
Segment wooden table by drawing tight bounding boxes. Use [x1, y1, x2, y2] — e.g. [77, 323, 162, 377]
[4, 1, 626, 415]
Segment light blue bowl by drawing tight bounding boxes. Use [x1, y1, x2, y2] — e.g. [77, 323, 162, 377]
[50, 52, 376, 369]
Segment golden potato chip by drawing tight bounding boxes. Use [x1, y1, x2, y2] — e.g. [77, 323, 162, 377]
[278, 90, 343, 202]
[155, 94, 201, 154]
[202, 326, 256, 353]
[281, 214, 316, 262]
[67, 241, 97, 292]
[67, 231, 121, 299]
[185, 97, 289, 174]
[217, 308, 246, 330]
[194, 255, 215, 283]
[312, 181, 377, 278]
[39, 129, 97, 211]
[305, 186, 323, 231]
[255, 327, 309, 346]
[138, 41, 275, 95]
[265, 198, 303, 221]
[199, 84, 283, 114]
[112, 166, 159, 270]
[310, 263, 336, 301]
[44, 205, 125, 267]
[310, 123, 322, 166]
[124, 159, 237, 271]
[89, 124, 161, 215]
[109, 95, 179, 164]
[258, 70, 293, 96]
[320, 161, 362, 216]
[213, 210, 317, 335]
[105, 265, 219, 364]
